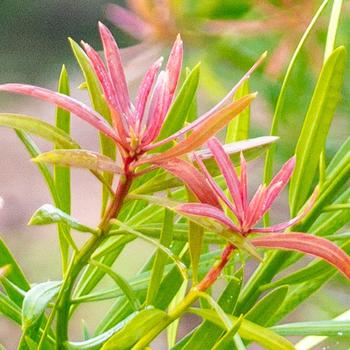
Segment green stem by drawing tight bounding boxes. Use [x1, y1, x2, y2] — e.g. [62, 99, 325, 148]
[55, 175, 132, 349]
[132, 244, 235, 349]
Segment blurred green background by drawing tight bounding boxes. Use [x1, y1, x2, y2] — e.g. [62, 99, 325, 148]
[0, 1, 349, 349]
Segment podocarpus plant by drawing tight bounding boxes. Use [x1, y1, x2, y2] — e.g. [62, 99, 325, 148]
[0, 1, 349, 349]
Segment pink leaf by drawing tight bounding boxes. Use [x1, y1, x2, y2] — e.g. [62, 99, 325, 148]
[0, 83, 119, 143]
[194, 152, 239, 218]
[252, 188, 318, 233]
[153, 157, 221, 208]
[99, 22, 131, 121]
[208, 138, 244, 222]
[146, 52, 266, 150]
[252, 232, 350, 279]
[82, 42, 129, 145]
[139, 94, 256, 164]
[176, 203, 240, 232]
[141, 71, 170, 145]
[165, 34, 183, 97]
[263, 156, 296, 213]
[135, 57, 164, 128]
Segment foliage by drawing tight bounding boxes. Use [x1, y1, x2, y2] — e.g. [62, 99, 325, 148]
[0, 1, 349, 349]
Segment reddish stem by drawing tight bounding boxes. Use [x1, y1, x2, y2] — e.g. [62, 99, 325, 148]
[197, 243, 235, 291]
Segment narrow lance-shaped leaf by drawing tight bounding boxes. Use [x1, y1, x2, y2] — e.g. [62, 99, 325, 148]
[55, 65, 71, 273]
[29, 204, 99, 235]
[138, 94, 256, 164]
[245, 286, 288, 326]
[189, 308, 295, 350]
[0, 113, 79, 149]
[112, 219, 188, 280]
[225, 79, 250, 143]
[289, 46, 346, 215]
[0, 84, 119, 142]
[157, 63, 201, 149]
[69, 37, 116, 215]
[263, 0, 329, 225]
[251, 232, 350, 279]
[101, 309, 169, 350]
[146, 206, 174, 305]
[89, 260, 141, 311]
[33, 150, 122, 174]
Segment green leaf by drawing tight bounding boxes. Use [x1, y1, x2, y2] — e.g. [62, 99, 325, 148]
[101, 309, 169, 350]
[189, 308, 295, 350]
[33, 149, 121, 174]
[263, 0, 329, 225]
[326, 136, 350, 174]
[0, 291, 22, 324]
[69, 38, 116, 215]
[112, 220, 188, 280]
[324, 0, 343, 60]
[29, 204, 98, 235]
[157, 63, 200, 150]
[289, 46, 346, 215]
[0, 239, 29, 306]
[245, 286, 288, 326]
[181, 269, 243, 350]
[225, 80, 250, 143]
[22, 281, 61, 329]
[167, 280, 188, 348]
[187, 190, 204, 285]
[211, 315, 243, 350]
[0, 113, 79, 149]
[145, 207, 174, 305]
[55, 65, 71, 273]
[89, 260, 141, 311]
[272, 320, 350, 337]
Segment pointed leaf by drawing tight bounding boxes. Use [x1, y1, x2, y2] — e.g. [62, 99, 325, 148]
[289, 46, 346, 215]
[225, 80, 250, 143]
[146, 207, 174, 305]
[0, 292, 22, 324]
[154, 157, 220, 207]
[55, 65, 71, 273]
[112, 220, 188, 280]
[157, 63, 201, 148]
[0, 113, 79, 149]
[212, 316, 243, 350]
[189, 308, 295, 350]
[89, 260, 141, 311]
[272, 320, 350, 337]
[245, 286, 288, 326]
[139, 94, 256, 164]
[29, 204, 98, 234]
[0, 84, 118, 142]
[252, 232, 350, 279]
[33, 149, 121, 174]
[263, 0, 329, 225]
[22, 281, 61, 329]
[0, 239, 29, 306]
[101, 309, 169, 350]
[69, 38, 116, 214]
